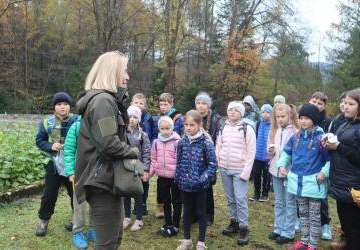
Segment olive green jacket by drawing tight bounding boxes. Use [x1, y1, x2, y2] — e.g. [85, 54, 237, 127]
[74, 89, 138, 204]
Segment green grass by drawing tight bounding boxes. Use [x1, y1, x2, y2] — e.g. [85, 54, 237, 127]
[0, 177, 340, 250]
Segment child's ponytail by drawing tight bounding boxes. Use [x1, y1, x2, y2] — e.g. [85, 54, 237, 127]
[289, 104, 300, 131]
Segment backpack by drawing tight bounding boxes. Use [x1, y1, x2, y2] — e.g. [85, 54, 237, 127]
[218, 118, 256, 143]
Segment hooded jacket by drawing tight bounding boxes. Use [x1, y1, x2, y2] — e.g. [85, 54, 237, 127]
[74, 89, 138, 204]
[276, 126, 331, 199]
[149, 132, 181, 178]
[329, 119, 360, 203]
[216, 119, 256, 181]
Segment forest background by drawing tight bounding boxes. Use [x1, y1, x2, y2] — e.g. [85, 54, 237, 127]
[0, 0, 359, 115]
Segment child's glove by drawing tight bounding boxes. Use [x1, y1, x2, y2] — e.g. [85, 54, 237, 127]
[199, 172, 210, 186]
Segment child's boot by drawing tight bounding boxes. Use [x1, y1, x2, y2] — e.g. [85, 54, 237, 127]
[222, 219, 239, 236]
[35, 219, 49, 237]
[155, 203, 164, 218]
[130, 219, 144, 231]
[73, 231, 88, 249]
[176, 239, 193, 250]
[237, 226, 249, 246]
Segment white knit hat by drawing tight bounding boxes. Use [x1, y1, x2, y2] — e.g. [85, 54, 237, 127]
[127, 105, 142, 122]
[195, 92, 212, 108]
[158, 116, 174, 130]
[227, 101, 245, 117]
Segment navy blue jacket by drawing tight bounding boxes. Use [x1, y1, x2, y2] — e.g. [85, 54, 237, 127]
[153, 108, 184, 138]
[140, 111, 156, 143]
[175, 134, 217, 192]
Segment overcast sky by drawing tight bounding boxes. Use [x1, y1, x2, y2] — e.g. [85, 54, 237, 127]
[295, 0, 341, 62]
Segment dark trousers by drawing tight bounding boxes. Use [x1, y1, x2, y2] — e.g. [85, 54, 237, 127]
[87, 188, 123, 250]
[206, 186, 215, 223]
[124, 194, 143, 220]
[182, 190, 207, 242]
[253, 160, 270, 196]
[38, 162, 73, 220]
[320, 198, 331, 225]
[336, 201, 360, 250]
[158, 177, 182, 227]
[142, 181, 149, 211]
[156, 177, 163, 204]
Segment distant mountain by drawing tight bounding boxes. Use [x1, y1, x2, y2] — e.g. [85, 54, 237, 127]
[310, 61, 334, 83]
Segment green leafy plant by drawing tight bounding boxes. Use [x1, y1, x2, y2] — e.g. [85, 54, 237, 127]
[0, 122, 45, 191]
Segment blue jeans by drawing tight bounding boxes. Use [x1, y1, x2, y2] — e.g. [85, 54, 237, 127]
[220, 168, 249, 227]
[272, 176, 297, 238]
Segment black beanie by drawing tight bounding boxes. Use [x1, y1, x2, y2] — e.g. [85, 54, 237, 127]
[299, 103, 320, 125]
[52, 92, 72, 106]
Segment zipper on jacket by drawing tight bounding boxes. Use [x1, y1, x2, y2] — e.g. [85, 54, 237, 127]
[94, 163, 103, 177]
[276, 128, 284, 178]
[163, 143, 166, 176]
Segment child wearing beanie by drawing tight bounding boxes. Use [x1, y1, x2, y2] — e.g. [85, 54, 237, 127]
[216, 101, 256, 246]
[35, 92, 78, 237]
[274, 95, 286, 105]
[147, 116, 182, 237]
[249, 104, 273, 202]
[277, 103, 331, 250]
[123, 105, 151, 232]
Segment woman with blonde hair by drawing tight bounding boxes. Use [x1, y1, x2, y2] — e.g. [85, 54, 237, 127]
[74, 51, 139, 250]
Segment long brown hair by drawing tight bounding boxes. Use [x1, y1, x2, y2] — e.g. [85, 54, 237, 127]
[346, 88, 360, 121]
[269, 103, 299, 145]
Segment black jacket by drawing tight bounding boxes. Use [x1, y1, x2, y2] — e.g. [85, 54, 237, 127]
[329, 118, 360, 203]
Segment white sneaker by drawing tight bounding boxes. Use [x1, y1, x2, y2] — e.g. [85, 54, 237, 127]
[123, 217, 132, 230]
[176, 239, 193, 250]
[196, 241, 207, 250]
[130, 219, 144, 231]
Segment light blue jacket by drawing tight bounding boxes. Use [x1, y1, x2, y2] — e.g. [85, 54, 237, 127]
[276, 126, 330, 199]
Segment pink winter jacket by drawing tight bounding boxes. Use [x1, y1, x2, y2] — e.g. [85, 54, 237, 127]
[268, 124, 296, 177]
[216, 119, 256, 181]
[149, 133, 181, 179]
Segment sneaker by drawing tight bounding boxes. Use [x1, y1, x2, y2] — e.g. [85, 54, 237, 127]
[176, 239, 193, 250]
[268, 232, 280, 240]
[130, 219, 143, 231]
[35, 219, 49, 237]
[123, 217, 132, 230]
[196, 241, 207, 250]
[156, 225, 167, 236]
[259, 195, 269, 202]
[276, 235, 294, 244]
[295, 218, 301, 233]
[321, 224, 333, 240]
[87, 228, 96, 242]
[73, 232, 88, 249]
[64, 222, 73, 231]
[161, 225, 179, 237]
[222, 219, 239, 236]
[248, 194, 260, 201]
[289, 241, 308, 250]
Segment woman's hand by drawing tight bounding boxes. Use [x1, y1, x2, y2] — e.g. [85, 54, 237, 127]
[323, 141, 340, 151]
[316, 172, 326, 183]
[279, 167, 288, 176]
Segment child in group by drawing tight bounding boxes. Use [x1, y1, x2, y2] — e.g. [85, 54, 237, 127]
[64, 112, 96, 249]
[146, 116, 182, 236]
[277, 103, 331, 250]
[153, 92, 184, 218]
[249, 104, 273, 202]
[35, 92, 78, 236]
[131, 93, 155, 215]
[216, 101, 256, 246]
[308, 91, 333, 240]
[267, 104, 299, 245]
[175, 110, 217, 250]
[123, 105, 151, 231]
